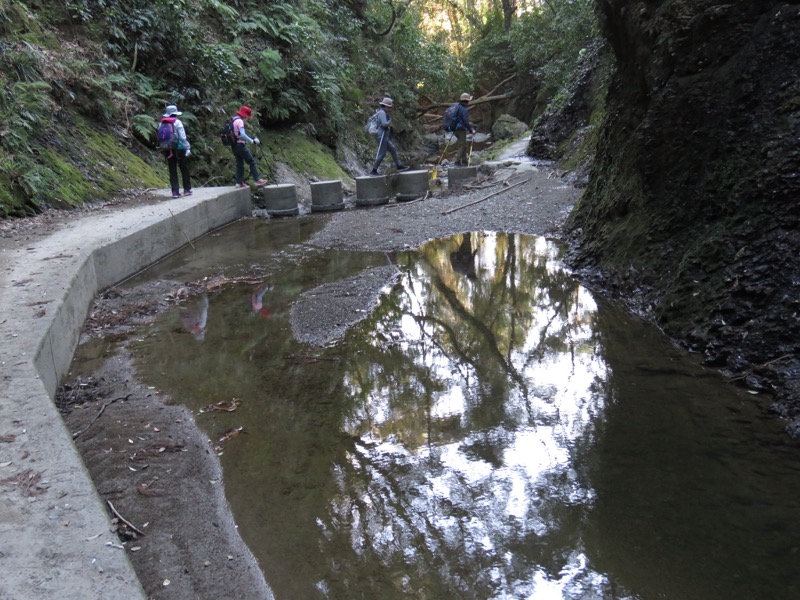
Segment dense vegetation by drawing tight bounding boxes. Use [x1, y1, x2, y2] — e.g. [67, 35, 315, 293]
[0, 0, 600, 216]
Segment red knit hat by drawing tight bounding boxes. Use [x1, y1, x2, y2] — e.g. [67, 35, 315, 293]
[237, 105, 252, 118]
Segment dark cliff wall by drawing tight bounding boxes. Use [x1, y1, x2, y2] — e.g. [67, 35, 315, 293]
[568, 2, 800, 425]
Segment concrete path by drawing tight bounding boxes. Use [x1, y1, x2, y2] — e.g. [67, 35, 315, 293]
[0, 188, 251, 599]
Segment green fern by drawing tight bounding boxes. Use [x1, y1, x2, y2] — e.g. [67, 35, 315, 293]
[203, 0, 239, 23]
[131, 114, 157, 140]
[258, 49, 287, 83]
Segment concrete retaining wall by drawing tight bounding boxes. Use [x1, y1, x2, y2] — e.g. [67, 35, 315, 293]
[0, 188, 251, 599]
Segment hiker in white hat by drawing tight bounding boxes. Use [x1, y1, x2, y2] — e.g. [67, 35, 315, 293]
[157, 104, 192, 198]
[369, 97, 409, 175]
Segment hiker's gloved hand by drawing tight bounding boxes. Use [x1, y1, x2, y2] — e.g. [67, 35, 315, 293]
[185, 148, 191, 157]
[253, 137, 261, 145]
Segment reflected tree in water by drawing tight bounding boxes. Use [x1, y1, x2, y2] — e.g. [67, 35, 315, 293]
[133, 232, 612, 599]
[314, 233, 608, 598]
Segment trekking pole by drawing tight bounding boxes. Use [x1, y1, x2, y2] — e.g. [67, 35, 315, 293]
[467, 132, 475, 167]
[372, 128, 387, 172]
[431, 131, 454, 180]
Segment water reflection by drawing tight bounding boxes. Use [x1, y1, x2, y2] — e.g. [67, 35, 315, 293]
[321, 233, 608, 599]
[251, 284, 273, 319]
[179, 293, 208, 340]
[123, 226, 800, 600]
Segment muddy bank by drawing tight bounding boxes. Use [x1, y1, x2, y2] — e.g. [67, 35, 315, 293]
[54, 161, 578, 599]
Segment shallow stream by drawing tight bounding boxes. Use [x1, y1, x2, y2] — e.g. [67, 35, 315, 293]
[85, 218, 800, 599]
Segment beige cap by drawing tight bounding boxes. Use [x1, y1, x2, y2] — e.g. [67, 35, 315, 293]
[459, 93, 472, 102]
[380, 97, 394, 107]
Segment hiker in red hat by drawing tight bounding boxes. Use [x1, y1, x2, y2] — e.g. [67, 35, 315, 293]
[230, 105, 267, 187]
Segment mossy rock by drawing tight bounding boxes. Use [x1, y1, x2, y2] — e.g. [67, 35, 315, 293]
[491, 115, 528, 141]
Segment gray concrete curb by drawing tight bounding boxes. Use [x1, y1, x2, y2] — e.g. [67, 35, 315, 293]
[0, 188, 251, 599]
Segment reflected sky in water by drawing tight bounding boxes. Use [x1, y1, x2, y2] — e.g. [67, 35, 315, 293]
[330, 233, 608, 599]
[106, 221, 800, 600]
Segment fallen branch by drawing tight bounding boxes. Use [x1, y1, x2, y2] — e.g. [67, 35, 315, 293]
[416, 75, 518, 118]
[385, 190, 430, 208]
[283, 354, 342, 362]
[72, 394, 131, 440]
[107, 500, 145, 537]
[168, 208, 196, 251]
[725, 354, 794, 383]
[442, 178, 530, 215]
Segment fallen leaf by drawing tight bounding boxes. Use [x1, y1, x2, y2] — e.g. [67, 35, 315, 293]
[218, 426, 245, 443]
[200, 398, 242, 414]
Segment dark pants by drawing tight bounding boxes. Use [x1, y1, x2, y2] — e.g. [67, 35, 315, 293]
[455, 129, 469, 164]
[164, 149, 191, 193]
[232, 143, 260, 184]
[372, 129, 400, 171]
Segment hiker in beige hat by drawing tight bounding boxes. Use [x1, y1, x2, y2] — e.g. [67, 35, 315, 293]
[451, 93, 476, 166]
[369, 97, 410, 175]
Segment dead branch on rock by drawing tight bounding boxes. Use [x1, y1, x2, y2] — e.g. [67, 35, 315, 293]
[725, 354, 794, 383]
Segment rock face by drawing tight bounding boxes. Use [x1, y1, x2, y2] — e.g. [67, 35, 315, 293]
[567, 2, 800, 431]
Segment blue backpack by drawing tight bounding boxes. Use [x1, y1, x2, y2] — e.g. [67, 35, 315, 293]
[443, 103, 460, 132]
[157, 121, 177, 150]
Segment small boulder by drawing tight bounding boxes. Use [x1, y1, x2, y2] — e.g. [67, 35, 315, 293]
[491, 114, 528, 141]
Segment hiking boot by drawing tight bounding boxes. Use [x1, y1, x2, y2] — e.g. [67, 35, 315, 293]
[237, 183, 248, 188]
[369, 169, 379, 176]
[396, 164, 410, 172]
[254, 179, 268, 186]
[184, 189, 193, 196]
[172, 192, 181, 199]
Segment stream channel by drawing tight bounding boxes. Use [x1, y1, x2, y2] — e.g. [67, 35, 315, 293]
[73, 217, 800, 599]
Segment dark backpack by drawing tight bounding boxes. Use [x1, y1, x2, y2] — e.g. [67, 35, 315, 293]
[157, 121, 177, 150]
[443, 103, 460, 132]
[220, 118, 237, 146]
